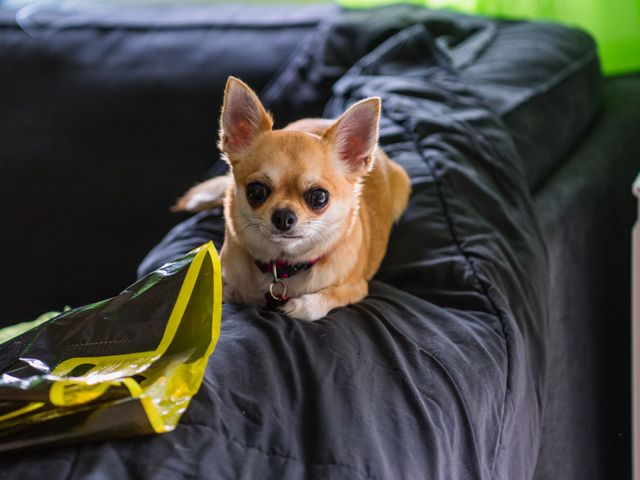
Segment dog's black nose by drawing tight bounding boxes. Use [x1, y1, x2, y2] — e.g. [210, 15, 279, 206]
[272, 208, 297, 231]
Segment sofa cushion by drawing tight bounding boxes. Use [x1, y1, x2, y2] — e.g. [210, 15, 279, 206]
[2, 24, 549, 479]
[263, 5, 601, 191]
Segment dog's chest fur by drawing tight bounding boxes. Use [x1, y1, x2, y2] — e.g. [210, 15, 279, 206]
[220, 242, 356, 305]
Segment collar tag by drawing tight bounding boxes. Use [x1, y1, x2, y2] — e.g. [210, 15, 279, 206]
[266, 264, 288, 310]
[255, 257, 320, 310]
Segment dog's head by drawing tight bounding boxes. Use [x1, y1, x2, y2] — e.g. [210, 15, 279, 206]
[220, 77, 380, 261]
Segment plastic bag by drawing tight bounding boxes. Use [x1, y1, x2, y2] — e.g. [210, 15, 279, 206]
[0, 242, 222, 452]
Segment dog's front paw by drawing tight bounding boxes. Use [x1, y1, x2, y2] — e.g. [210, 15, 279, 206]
[281, 294, 329, 321]
[222, 284, 242, 303]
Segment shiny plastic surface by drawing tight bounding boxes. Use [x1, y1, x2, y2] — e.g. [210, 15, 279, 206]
[0, 242, 222, 452]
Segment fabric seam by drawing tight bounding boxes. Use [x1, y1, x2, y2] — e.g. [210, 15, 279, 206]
[410, 113, 515, 480]
[336, 23, 512, 478]
[388, 112, 511, 479]
[0, 14, 324, 32]
[416, 145, 508, 480]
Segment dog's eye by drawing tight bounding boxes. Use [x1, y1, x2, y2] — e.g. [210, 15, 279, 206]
[306, 188, 329, 210]
[246, 182, 270, 207]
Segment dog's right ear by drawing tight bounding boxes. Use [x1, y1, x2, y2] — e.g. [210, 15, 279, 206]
[219, 77, 273, 160]
[323, 97, 380, 176]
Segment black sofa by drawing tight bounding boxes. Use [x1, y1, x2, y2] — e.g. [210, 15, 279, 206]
[1, 3, 638, 479]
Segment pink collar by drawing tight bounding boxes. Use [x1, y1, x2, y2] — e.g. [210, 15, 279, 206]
[254, 258, 320, 279]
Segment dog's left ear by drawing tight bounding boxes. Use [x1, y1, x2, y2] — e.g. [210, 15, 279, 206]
[323, 97, 381, 175]
[220, 76, 273, 159]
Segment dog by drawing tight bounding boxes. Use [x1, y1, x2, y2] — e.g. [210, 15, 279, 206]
[174, 77, 410, 321]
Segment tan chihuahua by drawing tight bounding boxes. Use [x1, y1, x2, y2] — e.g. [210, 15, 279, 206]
[174, 77, 410, 321]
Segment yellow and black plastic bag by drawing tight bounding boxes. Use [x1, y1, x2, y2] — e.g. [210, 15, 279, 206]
[0, 242, 221, 452]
